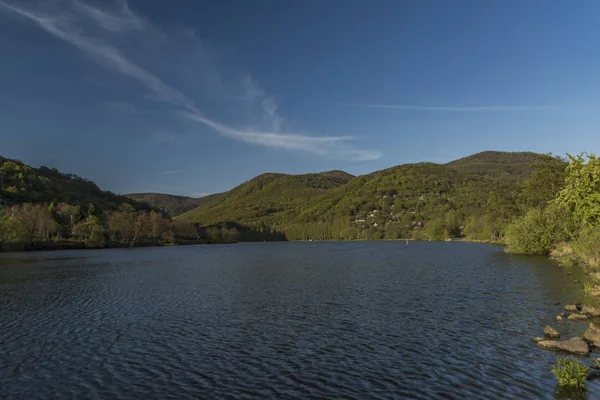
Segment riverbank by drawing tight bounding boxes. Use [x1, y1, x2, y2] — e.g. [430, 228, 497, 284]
[0, 239, 213, 253]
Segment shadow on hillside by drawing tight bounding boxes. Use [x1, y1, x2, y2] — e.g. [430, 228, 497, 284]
[198, 221, 287, 243]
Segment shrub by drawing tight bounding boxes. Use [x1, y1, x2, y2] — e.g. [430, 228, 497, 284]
[572, 224, 600, 268]
[410, 228, 427, 241]
[551, 357, 588, 390]
[550, 242, 578, 267]
[505, 202, 575, 255]
[426, 218, 446, 241]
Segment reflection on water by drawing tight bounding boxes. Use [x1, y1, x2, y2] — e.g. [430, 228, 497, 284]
[0, 242, 598, 399]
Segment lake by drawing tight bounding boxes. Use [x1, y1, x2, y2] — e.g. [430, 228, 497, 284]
[1, 241, 598, 399]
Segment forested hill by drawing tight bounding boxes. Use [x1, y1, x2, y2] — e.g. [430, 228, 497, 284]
[0, 156, 149, 212]
[125, 192, 224, 217]
[176, 170, 355, 225]
[0, 156, 210, 251]
[445, 150, 546, 181]
[177, 151, 567, 241]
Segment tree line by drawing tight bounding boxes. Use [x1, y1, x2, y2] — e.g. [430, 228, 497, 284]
[0, 202, 240, 251]
[504, 153, 600, 268]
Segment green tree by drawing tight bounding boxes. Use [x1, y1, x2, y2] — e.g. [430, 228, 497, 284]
[554, 153, 600, 224]
[485, 190, 519, 240]
[505, 202, 575, 255]
[72, 215, 105, 247]
[426, 218, 446, 241]
[517, 155, 567, 210]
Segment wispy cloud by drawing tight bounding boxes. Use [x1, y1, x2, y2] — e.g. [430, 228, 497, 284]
[241, 74, 265, 103]
[0, 0, 380, 161]
[240, 75, 285, 131]
[182, 112, 381, 161]
[319, 101, 573, 112]
[261, 97, 285, 132]
[0, 1, 195, 110]
[162, 170, 181, 175]
[71, 0, 146, 32]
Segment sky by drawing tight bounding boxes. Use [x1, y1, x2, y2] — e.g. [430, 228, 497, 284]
[0, 0, 599, 197]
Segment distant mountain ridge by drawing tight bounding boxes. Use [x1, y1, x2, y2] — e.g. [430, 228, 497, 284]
[1, 151, 566, 244]
[125, 192, 223, 218]
[445, 150, 544, 181]
[176, 170, 356, 223]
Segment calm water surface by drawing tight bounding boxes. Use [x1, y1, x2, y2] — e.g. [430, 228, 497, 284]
[1, 241, 598, 399]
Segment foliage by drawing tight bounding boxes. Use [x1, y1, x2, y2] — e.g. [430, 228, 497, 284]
[0, 156, 213, 250]
[72, 215, 105, 247]
[551, 357, 588, 390]
[0, 156, 153, 214]
[446, 151, 556, 181]
[517, 155, 567, 210]
[555, 153, 600, 225]
[463, 215, 495, 241]
[505, 202, 576, 255]
[572, 224, 600, 268]
[177, 170, 355, 229]
[426, 218, 447, 241]
[0, 202, 206, 250]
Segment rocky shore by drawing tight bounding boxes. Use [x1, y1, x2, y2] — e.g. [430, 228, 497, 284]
[534, 303, 600, 379]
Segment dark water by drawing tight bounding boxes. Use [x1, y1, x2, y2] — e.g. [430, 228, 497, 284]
[1, 242, 598, 399]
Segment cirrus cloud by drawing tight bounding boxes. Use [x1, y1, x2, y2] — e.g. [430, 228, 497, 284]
[0, 0, 381, 161]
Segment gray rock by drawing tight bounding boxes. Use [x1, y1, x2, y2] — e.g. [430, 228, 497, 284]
[565, 304, 579, 312]
[584, 320, 600, 349]
[544, 325, 560, 339]
[568, 313, 590, 321]
[556, 315, 563, 323]
[532, 337, 546, 343]
[537, 337, 590, 356]
[582, 305, 600, 317]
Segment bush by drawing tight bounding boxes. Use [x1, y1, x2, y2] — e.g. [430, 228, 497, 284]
[410, 228, 427, 241]
[551, 357, 588, 390]
[463, 215, 494, 241]
[426, 218, 446, 241]
[572, 224, 600, 268]
[505, 202, 576, 255]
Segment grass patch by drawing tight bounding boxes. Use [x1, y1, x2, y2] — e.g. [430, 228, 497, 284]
[551, 357, 588, 390]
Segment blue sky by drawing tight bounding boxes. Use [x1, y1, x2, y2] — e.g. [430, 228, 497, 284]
[0, 0, 599, 196]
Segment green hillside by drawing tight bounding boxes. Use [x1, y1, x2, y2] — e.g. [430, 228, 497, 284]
[178, 152, 567, 241]
[176, 170, 355, 226]
[0, 156, 151, 213]
[446, 150, 545, 181]
[126, 192, 224, 217]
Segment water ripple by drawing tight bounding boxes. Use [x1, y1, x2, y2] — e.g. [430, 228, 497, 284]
[1, 242, 599, 399]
